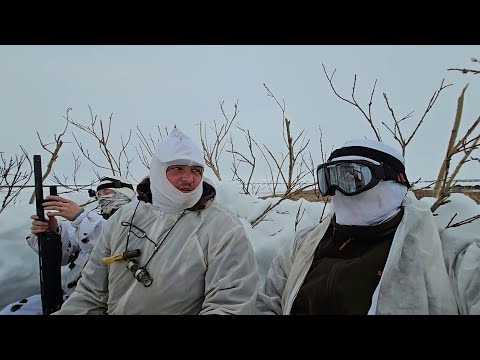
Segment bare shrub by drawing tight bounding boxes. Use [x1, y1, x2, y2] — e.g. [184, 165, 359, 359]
[67, 106, 133, 180]
[322, 63, 450, 158]
[0, 147, 32, 213]
[199, 101, 238, 181]
[431, 85, 480, 212]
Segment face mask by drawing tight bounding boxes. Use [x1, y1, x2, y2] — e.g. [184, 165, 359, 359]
[332, 180, 407, 226]
[98, 192, 131, 216]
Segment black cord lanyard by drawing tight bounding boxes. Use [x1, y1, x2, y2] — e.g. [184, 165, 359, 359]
[122, 200, 187, 270]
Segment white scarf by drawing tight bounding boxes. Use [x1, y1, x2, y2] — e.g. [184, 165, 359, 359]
[98, 192, 132, 217]
[332, 180, 407, 226]
[329, 139, 407, 226]
[150, 158, 203, 213]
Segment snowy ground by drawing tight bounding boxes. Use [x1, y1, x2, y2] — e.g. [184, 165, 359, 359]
[1, 180, 479, 310]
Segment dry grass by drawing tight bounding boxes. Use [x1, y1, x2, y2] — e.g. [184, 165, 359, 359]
[273, 189, 480, 205]
[413, 189, 480, 204]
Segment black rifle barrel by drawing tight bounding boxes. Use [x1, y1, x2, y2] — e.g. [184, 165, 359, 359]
[33, 155, 63, 315]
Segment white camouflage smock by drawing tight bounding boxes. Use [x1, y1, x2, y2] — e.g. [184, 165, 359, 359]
[0, 210, 105, 315]
[27, 209, 106, 298]
[55, 197, 259, 315]
[440, 227, 480, 315]
[257, 192, 459, 315]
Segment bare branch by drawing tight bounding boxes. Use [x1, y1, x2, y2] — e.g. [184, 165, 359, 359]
[227, 126, 258, 195]
[445, 213, 458, 228]
[294, 200, 306, 232]
[199, 100, 238, 181]
[67, 106, 132, 179]
[135, 126, 168, 170]
[28, 109, 72, 204]
[405, 80, 451, 147]
[322, 63, 381, 141]
[381, 80, 451, 157]
[263, 84, 289, 147]
[446, 214, 480, 228]
[447, 68, 480, 75]
[50, 151, 99, 195]
[0, 147, 33, 213]
[250, 183, 314, 227]
[244, 85, 316, 223]
[270, 228, 284, 237]
[432, 84, 480, 213]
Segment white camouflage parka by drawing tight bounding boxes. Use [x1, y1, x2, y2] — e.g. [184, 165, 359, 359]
[55, 181, 259, 315]
[257, 192, 459, 315]
[440, 227, 480, 315]
[26, 209, 106, 299]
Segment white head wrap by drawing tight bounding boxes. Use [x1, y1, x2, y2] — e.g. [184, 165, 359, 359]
[330, 139, 408, 226]
[149, 128, 205, 213]
[96, 175, 135, 200]
[96, 175, 135, 216]
[98, 192, 132, 217]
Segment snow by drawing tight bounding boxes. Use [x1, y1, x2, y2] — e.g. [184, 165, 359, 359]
[0, 181, 479, 311]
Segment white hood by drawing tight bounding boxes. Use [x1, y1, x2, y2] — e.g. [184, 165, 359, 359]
[330, 138, 407, 226]
[149, 128, 205, 213]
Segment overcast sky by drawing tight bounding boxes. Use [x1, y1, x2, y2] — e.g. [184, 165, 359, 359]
[1, 45, 478, 184]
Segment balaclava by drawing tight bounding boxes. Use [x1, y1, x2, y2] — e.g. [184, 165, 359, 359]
[330, 139, 408, 226]
[96, 175, 135, 217]
[149, 128, 205, 213]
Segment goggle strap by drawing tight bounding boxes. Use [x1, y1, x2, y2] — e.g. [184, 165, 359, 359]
[383, 164, 411, 188]
[97, 177, 134, 192]
[329, 146, 405, 174]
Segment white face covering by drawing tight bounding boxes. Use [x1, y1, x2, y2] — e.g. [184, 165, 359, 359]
[329, 139, 408, 226]
[332, 180, 407, 226]
[149, 128, 205, 213]
[98, 192, 132, 217]
[150, 159, 203, 213]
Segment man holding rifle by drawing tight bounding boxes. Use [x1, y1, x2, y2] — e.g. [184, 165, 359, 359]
[0, 175, 135, 315]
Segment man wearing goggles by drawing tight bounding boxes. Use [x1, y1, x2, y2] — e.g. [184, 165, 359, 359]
[257, 138, 460, 315]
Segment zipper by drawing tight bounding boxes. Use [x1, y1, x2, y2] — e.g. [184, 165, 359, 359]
[285, 261, 311, 314]
[326, 260, 339, 311]
[285, 220, 331, 314]
[338, 238, 352, 251]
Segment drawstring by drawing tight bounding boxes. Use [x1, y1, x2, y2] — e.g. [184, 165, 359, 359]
[124, 201, 141, 252]
[144, 210, 186, 268]
[120, 201, 187, 287]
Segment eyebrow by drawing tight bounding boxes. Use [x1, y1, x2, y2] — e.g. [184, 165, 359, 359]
[168, 165, 203, 169]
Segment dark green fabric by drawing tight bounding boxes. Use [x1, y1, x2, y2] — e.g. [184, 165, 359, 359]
[291, 208, 404, 315]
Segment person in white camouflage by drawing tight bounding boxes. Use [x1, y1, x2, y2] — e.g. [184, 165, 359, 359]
[0, 176, 135, 315]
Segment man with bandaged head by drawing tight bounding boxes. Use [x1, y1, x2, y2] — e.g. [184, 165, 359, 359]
[55, 128, 258, 315]
[0, 176, 135, 315]
[257, 138, 459, 315]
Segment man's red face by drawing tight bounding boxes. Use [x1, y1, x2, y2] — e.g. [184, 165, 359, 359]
[166, 165, 203, 192]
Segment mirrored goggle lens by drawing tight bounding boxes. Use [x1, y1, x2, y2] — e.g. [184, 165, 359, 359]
[317, 162, 373, 195]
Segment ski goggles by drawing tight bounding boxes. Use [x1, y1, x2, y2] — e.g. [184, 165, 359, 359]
[89, 177, 134, 198]
[316, 159, 410, 196]
[97, 177, 134, 191]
